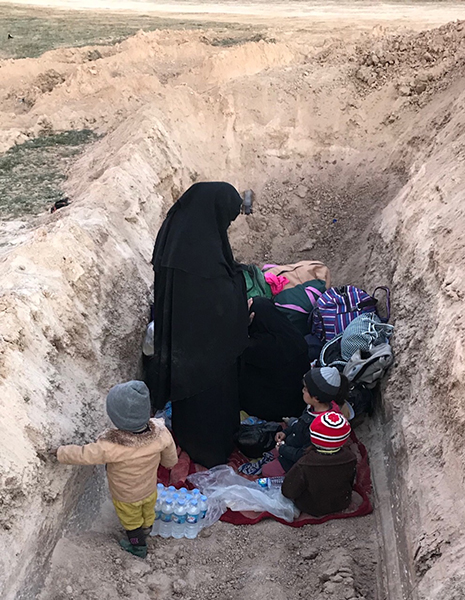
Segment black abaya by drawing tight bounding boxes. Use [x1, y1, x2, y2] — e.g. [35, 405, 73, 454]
[171, 362, 240, 467]
[239, 297, 310, 421]
[148, 182, 249, 468]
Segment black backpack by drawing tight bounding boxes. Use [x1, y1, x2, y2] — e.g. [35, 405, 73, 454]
[234, 422, 282, 458]
[348, 384, 377, 418]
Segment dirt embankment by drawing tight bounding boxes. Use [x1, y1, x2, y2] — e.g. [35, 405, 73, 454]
[2, 14, 465, 600]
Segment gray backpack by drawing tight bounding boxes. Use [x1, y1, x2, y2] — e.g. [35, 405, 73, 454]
[341, 313, 394, 361]
[343, 343, 394, 389]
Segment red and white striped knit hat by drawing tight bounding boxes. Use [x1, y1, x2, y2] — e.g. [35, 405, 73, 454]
[310, 411, 351, 453]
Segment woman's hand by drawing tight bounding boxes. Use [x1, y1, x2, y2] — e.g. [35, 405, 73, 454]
[247, 298, 255, 325]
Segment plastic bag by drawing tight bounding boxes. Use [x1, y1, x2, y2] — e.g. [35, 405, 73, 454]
[200, 497, 226, 529]
[187, 465, 299, 523]
[154, 401, 172, 430]
[233, 422, 282, 458]
[142, 321, 155, 356]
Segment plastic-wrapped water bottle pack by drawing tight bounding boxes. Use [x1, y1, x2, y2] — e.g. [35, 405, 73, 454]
[151, 484, 208, 539]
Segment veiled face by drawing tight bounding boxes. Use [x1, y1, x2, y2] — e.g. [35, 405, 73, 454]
[214, 183, 242, 230]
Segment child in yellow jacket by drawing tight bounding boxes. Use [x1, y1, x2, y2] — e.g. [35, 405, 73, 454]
[52, 380, 178, 558]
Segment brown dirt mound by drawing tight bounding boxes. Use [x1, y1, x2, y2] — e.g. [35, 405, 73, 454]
[355, 19, 465, 100]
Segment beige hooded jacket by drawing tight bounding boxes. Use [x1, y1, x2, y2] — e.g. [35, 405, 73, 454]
[57, 419, 178, 503]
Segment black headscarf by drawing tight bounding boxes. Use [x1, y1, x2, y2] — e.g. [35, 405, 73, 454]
[245, 297, 308, 367]
[152, 182, 241, 278]
[149, 182, 249, 407]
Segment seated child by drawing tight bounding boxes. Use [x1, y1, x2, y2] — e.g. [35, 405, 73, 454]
[262, 367, 346, 476]
[282, 411, 356, 516]
[52, 380, 178, 558]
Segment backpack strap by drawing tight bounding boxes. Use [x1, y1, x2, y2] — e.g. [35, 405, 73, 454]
[305, 286, 323, 306]
[357, 297, 378, 310]
[372, 286, 391, 322]
[274, 303, 309, 314]
[310, 307, 326, 342]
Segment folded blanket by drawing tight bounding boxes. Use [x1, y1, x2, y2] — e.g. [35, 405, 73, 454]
[157, 431, 372, 526]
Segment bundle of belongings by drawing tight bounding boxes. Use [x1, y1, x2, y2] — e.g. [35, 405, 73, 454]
[241, 260, 330, 337]
[240, 261, 394, 420]
[311, 285, 394, 419]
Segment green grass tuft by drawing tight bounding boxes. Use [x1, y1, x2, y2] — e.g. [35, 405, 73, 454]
[0, 129, 100, 219]
[207, 33, 272, 47]
[0, 4, 265, 59]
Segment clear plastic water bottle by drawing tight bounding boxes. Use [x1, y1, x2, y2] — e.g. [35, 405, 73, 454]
[257, 477, 285, 489]
[178, 487, 188, 499]
[172, 499, 187, 539]
[199, 495, 208, 520]
[151, 491, 165, 536]
[159, 498, 174, 538]
[167, 485, 176, 499]
[185, 500, 201, 539]
[191, 489, 201, 500]
[270, 476, 285, 486]
[157, 483, 165, 495]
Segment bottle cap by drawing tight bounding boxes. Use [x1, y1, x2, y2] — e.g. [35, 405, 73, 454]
[168, 486, 176, 492]
[190, 500, 198, 506]
[200, 495, 207, 501]
[165, 498, 173, 505]
[178, 499, 185, 506]
[192, 489, 200, 495]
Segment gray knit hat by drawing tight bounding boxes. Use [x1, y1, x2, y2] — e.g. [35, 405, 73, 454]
[106, 380, 151, 432]
[304, 367, 341, 404]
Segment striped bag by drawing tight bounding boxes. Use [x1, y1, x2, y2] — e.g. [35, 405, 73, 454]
[311, 286, 388, 342]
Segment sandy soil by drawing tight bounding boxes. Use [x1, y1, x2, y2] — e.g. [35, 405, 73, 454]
[39, 489, 377, 600]
[2, 2, 465, 600]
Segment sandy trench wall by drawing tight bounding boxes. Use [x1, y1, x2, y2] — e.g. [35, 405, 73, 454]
[0, 112, 194, 598]
[2, 26, 465, 599]
[340, 75, 465, 599]
[367, 85, 465, 599]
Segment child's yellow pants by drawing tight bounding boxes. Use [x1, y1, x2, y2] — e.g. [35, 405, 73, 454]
[112, 490, 157, 531]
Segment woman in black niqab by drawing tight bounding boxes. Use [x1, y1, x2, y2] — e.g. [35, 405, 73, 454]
[239, 297, 310, 421]
[148, 182, 249, 468]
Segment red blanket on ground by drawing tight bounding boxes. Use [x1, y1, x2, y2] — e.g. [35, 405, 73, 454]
[157, 431, 372, 526]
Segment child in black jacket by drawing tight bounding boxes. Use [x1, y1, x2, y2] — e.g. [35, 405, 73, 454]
[262, 367, 346, 476]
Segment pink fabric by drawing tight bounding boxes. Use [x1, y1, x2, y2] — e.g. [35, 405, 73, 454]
[264, 272, 289, 295]
[262, 451, 286, 477]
